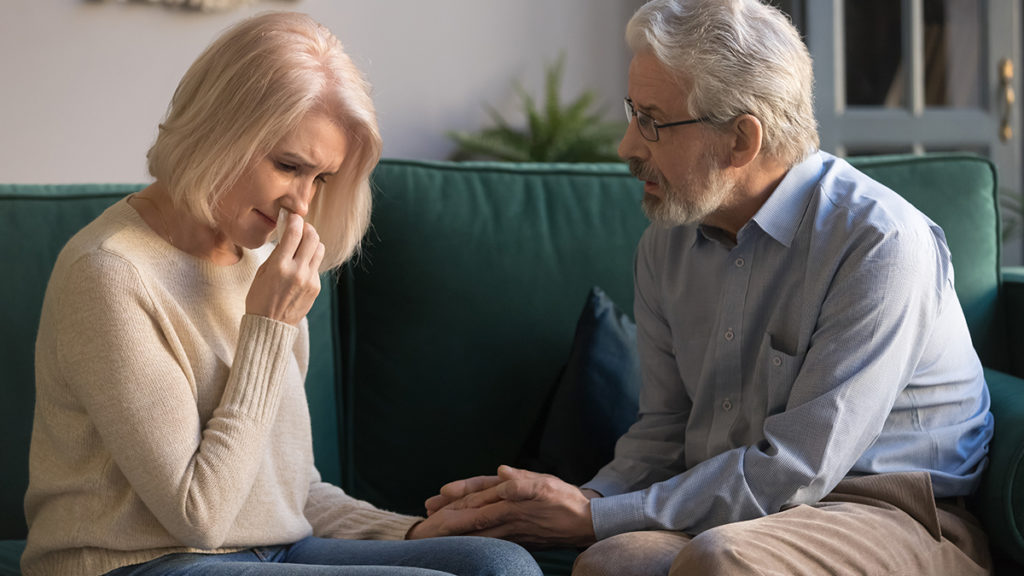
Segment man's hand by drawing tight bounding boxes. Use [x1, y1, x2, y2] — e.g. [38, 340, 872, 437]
[410, 465, 598, 547]
[425, 472, 504, 516]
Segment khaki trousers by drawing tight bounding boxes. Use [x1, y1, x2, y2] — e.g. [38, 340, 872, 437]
[573, 472, 990, 576]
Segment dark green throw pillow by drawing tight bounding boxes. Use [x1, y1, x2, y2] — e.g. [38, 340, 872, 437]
[536, 286, 642, 486]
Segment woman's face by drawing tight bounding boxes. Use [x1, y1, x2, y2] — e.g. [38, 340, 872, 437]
[214, 111, 348, 250]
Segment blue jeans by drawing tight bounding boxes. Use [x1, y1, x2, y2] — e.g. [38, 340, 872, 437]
[105, 536, 542, 576]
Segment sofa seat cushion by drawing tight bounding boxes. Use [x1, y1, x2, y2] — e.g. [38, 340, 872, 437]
[0, 540, 24, 576]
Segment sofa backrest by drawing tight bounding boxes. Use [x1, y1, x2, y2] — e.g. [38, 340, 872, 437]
[339, 160, 650, 513]
[848, 154, 1005, 370]
[0, 185, 342, 540]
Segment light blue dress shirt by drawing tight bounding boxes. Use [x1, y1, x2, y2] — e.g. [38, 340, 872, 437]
[583, 151, 994, 539]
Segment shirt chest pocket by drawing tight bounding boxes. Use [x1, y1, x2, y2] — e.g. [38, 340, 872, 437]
[762, 333, 806, 417]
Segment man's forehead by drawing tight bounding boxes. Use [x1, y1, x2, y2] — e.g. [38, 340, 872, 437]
[627, 52, 689, 112]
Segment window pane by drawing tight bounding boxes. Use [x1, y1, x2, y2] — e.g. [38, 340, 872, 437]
[845, 0, 904, 108]
[923, 0, 983, 108]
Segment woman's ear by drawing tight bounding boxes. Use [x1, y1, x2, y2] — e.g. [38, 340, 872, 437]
[728, 114, 763, 168]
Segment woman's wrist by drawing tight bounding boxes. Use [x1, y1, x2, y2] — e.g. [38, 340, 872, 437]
[404, 519, 425, 540]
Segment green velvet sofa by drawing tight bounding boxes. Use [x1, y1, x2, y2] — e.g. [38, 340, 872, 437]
[2, 154, 1023, 575]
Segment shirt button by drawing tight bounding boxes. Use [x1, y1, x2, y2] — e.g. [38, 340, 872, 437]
[735, 257, 745, 267]
[724, 329, 735, 341]
[722, 399, 733, 411]
[772, 356, 782, 367]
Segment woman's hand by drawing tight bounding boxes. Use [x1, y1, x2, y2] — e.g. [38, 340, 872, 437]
[246, 210, 325, 326]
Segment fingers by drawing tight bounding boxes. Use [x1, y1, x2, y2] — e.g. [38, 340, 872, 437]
[277, 214, 323, 265]
[419, 466, 597, 547]
[423, 504, 559, 547]
[496, 465, 537, 483]
[446, 484, 505, 512]
[275, 216, 326, 282]
[426, 474, 502, 515]
[445, 474, 504, 498]
[293, 222, 322, 265]
[247, 215, 324, 325]
[420, 501, 517, 538]
[312, 241, 326, 274]
[424, 494, 446, 516]
[426, 467, 554, 515]
[275, 211, 302, 252]
[493, 466, 563, 503]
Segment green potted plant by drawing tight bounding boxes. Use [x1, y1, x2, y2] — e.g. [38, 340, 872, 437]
[447, 55, 624, 162]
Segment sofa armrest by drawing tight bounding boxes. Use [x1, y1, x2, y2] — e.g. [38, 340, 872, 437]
[1002, 267, 1024, 378]
[975, 367, 1024, 565]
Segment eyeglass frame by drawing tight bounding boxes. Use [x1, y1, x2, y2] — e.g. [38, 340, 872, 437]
[624, 97, 711, 142]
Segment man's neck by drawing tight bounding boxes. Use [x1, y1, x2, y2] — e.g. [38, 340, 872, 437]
[704, 157, 790, 243]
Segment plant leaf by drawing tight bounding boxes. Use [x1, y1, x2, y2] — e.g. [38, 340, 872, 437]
[447, 53, 624, 163]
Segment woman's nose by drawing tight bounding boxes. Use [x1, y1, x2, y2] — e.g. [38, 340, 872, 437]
[287, 179, 317, 217]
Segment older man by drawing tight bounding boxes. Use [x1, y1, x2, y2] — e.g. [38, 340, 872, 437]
[411, 1, 994, 574]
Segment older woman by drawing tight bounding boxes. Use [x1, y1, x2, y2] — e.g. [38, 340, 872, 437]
[22, 11, 540, 576]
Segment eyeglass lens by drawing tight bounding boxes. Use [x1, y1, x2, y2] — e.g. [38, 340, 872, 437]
[624, 99, 657, 140]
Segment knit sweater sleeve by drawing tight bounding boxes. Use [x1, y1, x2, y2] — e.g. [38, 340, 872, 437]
[55, 251, 297, 550]
[304, 467, 422, 540]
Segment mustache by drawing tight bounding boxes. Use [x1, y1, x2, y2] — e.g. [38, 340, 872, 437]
[628, 158, 662, 184]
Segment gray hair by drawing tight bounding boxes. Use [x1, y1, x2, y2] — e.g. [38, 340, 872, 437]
[627, 0, 818, 166]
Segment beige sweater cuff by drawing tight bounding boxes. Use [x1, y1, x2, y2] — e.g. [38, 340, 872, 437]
[221, 314, 298, 422]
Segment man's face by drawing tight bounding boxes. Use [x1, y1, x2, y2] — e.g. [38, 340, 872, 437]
[618, 52, 735, 228]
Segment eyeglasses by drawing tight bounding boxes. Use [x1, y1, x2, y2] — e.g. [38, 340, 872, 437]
[624, 97, 710, 142]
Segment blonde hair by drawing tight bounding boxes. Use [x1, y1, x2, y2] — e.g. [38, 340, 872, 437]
[627, 0, 818, 167]
[147, 11, 380, 271]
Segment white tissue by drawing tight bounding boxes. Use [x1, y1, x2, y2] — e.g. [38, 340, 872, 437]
[275, 208, 290, 243]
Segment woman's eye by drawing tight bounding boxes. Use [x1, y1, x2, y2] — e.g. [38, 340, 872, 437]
[275, 161, 297, 173]
[315, 175, 328, 184]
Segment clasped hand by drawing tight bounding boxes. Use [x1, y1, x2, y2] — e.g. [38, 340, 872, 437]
[408, 465, 597, 547]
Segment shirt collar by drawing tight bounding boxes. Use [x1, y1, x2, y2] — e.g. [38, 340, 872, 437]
[748, 150, 825, 248]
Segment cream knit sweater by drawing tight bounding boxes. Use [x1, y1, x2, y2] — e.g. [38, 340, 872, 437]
[22, 199, 419, 576]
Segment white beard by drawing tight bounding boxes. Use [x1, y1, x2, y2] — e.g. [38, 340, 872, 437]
[632, 154, 736, 228]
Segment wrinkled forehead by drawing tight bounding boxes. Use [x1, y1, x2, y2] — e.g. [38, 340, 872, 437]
[272, 112, 348, 174]
[627, 51, 693, 117]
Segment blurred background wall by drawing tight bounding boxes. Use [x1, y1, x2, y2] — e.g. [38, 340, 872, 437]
[0, 0, 644, 183]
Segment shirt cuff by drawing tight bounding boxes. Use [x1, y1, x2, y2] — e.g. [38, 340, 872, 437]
[581, 474, 631, 499]
[590, 490, 650, 540]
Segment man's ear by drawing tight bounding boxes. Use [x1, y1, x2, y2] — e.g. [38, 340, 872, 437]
[728, 114, 763, 168]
